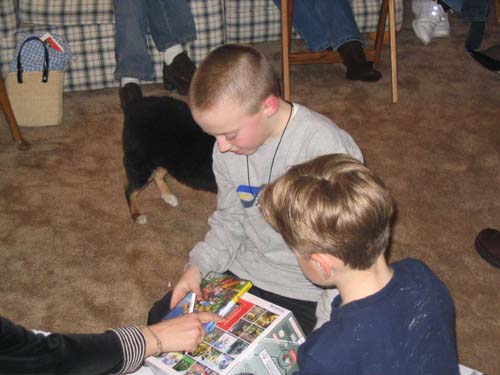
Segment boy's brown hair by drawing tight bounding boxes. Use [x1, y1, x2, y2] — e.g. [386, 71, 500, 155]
[259, 154, 395, 270]
[188, 44, 280, 114]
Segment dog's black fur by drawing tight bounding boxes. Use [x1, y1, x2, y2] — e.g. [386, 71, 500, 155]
[122, 86, 216, 223]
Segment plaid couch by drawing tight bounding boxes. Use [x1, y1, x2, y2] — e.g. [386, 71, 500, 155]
[0, 0, 403, 92]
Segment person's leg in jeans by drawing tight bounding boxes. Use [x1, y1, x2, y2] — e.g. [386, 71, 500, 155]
[114, 0, 153, 83]
[113, 0, 150, 110]
[114, 0, 198, 107]
[147, 0, 197, 94]
[147, 0, 196, 51]
[272, 0, 381, 82]
[274, 0, 363, 51]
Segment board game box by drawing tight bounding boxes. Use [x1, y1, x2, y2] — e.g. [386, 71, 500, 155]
[146, 273, 305, 375]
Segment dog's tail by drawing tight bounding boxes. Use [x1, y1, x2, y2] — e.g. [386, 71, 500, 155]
[119, 83, 143, 111]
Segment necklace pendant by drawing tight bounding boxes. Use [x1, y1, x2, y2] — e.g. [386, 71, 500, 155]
[254, 193, 261, 207]
[245, 103, 293, 210]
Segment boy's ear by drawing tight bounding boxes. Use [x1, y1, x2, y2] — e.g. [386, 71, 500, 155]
[261, 95, 280, 117]
[311, 253, 337, 279]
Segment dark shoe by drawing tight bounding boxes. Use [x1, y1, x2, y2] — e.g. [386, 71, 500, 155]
[119, 83, 142, 111]
[474, 228, 500, 268]
[163, 51, 196, 95]
[345, 62, 382, 82]
[338, 41, 382, 82]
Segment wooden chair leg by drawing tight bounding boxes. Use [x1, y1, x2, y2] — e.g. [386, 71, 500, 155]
[0, 75, 31, 150]
[372, 0, 398, 103]
[281, 0, 292, 101]
[388, 0, 398, 103]
[373, 0, 389, 66]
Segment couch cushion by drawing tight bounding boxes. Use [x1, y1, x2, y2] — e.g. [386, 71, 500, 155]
[0, 0, 17, 38]
[352, 0, 404, 32]
[16, 15, 225, 92]
[15, 23, 160, 92]
[0, 0, 16, 77]
[16, 24, 118, 91]
[14, 0, 226, 91]
[0, 34, 16, 78]
[224, 0, 404, 44]
[225, 0, 286, 43]
[18, 0, 114, 26]
[189, 0, 226, 63]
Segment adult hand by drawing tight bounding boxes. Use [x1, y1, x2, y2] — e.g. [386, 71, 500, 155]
[143, 311, 222, 355]
[170, 265, 203, 309]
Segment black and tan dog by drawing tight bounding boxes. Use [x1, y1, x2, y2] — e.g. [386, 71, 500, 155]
[121, 84, 216, 224]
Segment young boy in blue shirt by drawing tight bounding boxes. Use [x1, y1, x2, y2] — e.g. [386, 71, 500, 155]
[259, 154, 460, 374]
[149, 44, 363, 335]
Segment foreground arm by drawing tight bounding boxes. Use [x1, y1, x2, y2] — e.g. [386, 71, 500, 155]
[0, 315, 137, 375]
[142, 312, 222, 354]
[0, 312, 222, 375]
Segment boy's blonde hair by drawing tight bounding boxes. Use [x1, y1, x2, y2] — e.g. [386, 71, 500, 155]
[188, 44, 279, 114]
[259, 154, 395, 270]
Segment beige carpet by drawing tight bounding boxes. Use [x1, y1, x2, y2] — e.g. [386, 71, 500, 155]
[1, 2, 500, 374]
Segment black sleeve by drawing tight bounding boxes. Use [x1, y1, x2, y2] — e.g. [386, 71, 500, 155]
[0, 316, 145, 375]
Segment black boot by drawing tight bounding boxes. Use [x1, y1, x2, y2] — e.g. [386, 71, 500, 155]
[119, 82, 142, 111]
[338, 41, 382, 82]
[163, 51, 196, 95]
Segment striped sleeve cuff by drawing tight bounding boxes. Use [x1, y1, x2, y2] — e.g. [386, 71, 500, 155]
[110, 326, 146, 375]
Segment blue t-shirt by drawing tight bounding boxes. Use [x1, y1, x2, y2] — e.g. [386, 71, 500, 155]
[295, 258, 459, 375]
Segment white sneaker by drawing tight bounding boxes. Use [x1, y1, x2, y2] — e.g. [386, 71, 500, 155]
[433, 11, 450, 38]
[412, 1, 448, 45]
[414, 0, 450, 39]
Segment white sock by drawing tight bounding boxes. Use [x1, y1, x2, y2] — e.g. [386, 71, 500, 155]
[120, 77, 140, 87]
[163, 45, 183, 65]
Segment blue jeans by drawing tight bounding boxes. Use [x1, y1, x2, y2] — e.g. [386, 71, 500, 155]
[113, 0, 196, 81]
[272, 0, 363, 51]
[442, 0, 489, 22]
[442, 0, 489, 50]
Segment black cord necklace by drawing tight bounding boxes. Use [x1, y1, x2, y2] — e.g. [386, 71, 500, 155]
[246, 103, 294, 204]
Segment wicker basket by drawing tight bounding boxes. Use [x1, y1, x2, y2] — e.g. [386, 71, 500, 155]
[5, 36, 64, 127]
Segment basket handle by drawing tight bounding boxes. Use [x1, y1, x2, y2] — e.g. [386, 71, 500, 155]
[16, 36, 50, 84]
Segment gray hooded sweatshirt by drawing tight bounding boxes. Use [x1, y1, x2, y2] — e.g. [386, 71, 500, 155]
[189, 103, 363, 302]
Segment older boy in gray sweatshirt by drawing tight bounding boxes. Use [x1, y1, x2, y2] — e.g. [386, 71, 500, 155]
[157, 44, 362, 334]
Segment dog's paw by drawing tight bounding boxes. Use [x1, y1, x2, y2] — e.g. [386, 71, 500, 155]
[161, 193, 179, 207]
[134, 214, 148, 225]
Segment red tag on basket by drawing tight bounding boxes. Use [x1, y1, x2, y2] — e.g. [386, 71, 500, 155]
[40, 32, 64, 52]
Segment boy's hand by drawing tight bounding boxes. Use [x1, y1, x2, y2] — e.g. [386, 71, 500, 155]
[145, 311, 223, 354]
[170, 265, 203, 308]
